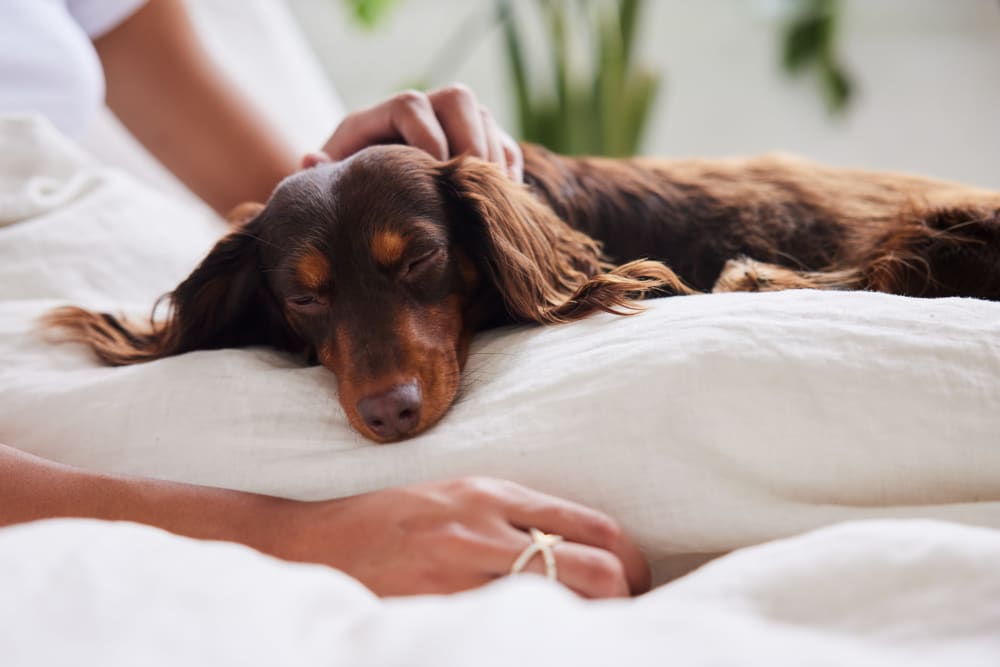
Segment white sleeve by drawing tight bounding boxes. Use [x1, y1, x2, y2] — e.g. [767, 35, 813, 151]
[65, 0, 149, 39]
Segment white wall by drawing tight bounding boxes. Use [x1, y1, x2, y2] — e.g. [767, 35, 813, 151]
[287, 0, 1000, 188]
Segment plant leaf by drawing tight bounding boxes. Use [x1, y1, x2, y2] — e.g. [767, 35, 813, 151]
[821, 62, 852, 112]
[344, 0, 399, 28]
[782, 16, 827, 71]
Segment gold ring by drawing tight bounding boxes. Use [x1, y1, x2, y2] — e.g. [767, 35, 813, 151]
[510, 528, 564, 581]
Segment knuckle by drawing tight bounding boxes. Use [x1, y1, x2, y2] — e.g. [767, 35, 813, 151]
[392, 90, 430, 113]
[452, 475, 499, 502]
[437, 83, 476, 106]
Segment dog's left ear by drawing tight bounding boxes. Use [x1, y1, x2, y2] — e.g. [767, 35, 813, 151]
[438, 157, 604, 323]
[438, 157, 692, 323]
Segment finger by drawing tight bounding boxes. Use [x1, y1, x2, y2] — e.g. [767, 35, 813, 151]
[427, 84, 489, 159]
[499, 529, 629, 599]
[479, 107, 507, 171]
[323, 91, 449, 161]
[498, 484, 650, 594]
[502, 135, 524, 182]
[388, 92, 450, 160]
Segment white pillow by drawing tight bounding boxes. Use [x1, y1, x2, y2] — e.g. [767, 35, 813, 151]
[2, 116, 999, 582]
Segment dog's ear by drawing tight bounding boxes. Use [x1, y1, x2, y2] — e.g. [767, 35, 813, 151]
[166, 204, 290, 352]
[438, 157, 694, 323]
[44, 203, 298, 365]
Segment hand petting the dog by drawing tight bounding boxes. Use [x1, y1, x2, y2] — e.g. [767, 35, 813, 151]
[305, 85, 524, 182]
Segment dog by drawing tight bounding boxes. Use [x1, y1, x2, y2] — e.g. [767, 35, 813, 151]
[45, 143, 1000, 442]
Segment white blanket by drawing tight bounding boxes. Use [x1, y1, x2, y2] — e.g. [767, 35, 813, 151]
[2, 518, 998, 666]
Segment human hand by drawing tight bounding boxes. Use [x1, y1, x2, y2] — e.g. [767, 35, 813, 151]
[266, 477, 650, 597]
[304, 85, 524, 181]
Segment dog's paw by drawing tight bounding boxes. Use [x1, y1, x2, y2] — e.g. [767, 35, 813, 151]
[712, 257, 816, 293]
[713, 257, 774, 292]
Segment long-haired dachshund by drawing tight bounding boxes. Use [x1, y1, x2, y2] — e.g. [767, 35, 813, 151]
[46, 144, 1000, 442]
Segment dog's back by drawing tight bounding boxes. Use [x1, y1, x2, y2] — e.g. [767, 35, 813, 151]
[522, 143, 1000, 298]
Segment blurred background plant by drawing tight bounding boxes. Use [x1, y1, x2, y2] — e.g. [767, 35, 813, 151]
[302, 0, 1000, 188]
[345, 0, 398, 26]
[347, 0, 660, 156]
[779, 0, 852, 112]
[344, 0, 852, 155]
[497, 0, 659, 156]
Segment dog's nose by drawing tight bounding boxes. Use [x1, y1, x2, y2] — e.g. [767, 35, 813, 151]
[356, 382, 422, 440]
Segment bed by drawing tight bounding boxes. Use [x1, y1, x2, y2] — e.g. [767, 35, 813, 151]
[1, 1, 999, 663]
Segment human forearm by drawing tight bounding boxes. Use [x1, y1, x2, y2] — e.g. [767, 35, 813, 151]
[94, 0, 297, 216]
[0, 443, 281, 550]
[0, 443, 650, 596]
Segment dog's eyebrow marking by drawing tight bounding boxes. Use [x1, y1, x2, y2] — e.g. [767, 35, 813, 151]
[371, 230, 407, 267]
[296, 249, 330, 290]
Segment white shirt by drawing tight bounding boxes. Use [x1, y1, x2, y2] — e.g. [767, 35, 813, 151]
[0, 0, 147, 137]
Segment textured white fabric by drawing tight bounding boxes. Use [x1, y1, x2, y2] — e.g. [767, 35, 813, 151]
[2, 115, 999, 583]
[1, 518, 998, 666]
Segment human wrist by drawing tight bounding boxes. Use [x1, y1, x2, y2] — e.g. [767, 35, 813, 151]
[107, 473, 287, 554]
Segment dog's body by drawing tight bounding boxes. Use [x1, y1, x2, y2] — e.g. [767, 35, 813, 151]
[521, 144, 1000, 297]
[47, 144, 1000, 442]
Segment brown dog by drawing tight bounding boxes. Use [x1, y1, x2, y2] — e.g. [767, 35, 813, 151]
[46, 143, 1000, 442]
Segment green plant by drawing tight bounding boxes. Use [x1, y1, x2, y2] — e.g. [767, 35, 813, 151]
[780, 0, 853, 113]
[497, 0, 659, 156]
[340, 0, 856, 153]
[342, 0, 661, 157]
[345, 0, 399, 28]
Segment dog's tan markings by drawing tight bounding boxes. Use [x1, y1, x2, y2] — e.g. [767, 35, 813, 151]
[318, 343, 337, 368]
[296, 249, 330, 290]
[371, 230, 406, 267]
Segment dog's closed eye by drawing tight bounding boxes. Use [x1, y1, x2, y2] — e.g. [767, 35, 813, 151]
[286, 294, 328, 310]
[401, 247, 443, 280]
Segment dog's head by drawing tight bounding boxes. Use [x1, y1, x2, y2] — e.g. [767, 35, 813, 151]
[48, 145, 680, 442]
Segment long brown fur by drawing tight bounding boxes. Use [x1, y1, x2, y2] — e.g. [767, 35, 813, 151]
[42, 305, 170, 366]
[440, 157, 696, 324]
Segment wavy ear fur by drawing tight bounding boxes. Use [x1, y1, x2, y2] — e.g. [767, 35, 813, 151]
[43, 203, 298, 365]
[438, 157, 694, 324]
